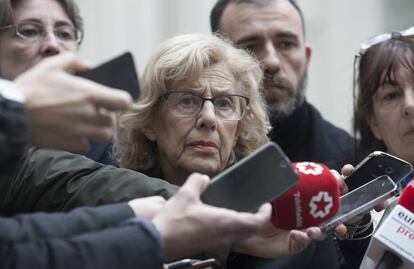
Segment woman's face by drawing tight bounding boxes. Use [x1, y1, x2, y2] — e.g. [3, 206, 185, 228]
[368, 65, 414, 164]
[0, 0, 78, 80]
[144, 64, 241, 185]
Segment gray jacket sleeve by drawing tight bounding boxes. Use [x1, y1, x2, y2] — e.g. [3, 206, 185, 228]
[0, 203, 164, 269]
[0, 148, 178, 215]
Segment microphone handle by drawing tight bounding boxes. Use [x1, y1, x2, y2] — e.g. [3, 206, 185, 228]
[375, 251, 402, 269]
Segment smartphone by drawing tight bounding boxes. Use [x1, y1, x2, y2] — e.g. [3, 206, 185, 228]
[345, 151, 412, 191]
[76, 52, 140, 100]
[320, 175, 397, 231]
[201, 142, 299, 212]
[166, 258, 220, 269]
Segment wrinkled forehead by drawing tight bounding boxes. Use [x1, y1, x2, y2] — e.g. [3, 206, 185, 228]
[220, 0, 305, 40]
[170, 63, 238, 95]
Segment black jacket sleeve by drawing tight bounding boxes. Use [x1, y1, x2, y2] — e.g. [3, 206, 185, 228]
[0, 204, 164, 269]
[0, 148, 179, 215]
[0, 203, 134, 241]
[0, 95, 29, 173]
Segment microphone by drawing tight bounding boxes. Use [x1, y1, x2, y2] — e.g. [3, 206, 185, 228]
[398, 178, 414, 211]
[271, 162, 340, 229]
[359, 180, 414, 269]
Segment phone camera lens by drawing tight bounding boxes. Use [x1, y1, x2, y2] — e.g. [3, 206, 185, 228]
[385, 167, 394, 174]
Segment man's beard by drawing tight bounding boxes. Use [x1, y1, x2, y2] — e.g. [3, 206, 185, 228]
[263, 70, 307, 121]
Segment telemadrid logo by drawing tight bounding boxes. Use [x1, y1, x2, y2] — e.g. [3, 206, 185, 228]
[296, 162, 324, 176]
[309, 191, 333, 218]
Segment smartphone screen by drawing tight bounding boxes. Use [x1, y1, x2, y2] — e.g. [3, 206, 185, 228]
[76, 52, 140, 100]
[345, 151, 412, 191]
[201, 142, 299, 212]
[321, 175, 397, 231]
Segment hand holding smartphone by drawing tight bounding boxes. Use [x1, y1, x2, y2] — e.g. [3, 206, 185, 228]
[344, 151, 412, 191]
[320, 175, 397, 232]
[201, 142, 299, 212]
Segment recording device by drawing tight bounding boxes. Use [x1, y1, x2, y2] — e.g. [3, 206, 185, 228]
[320, 175, 397, 232]
[201, 142, 299, 212]
[359, 181, 414, 269]
[345, 151, 412, 191]
[271, 162, 341, 229]
[76, 52, 140, 100]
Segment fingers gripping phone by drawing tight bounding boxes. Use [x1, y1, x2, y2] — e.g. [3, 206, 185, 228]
[201, 142, 299, 212]
[344, 151, 412, 191]
[320, 175, 398, 231]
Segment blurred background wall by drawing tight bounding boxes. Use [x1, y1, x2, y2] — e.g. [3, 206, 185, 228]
[77, 0, 414, 134]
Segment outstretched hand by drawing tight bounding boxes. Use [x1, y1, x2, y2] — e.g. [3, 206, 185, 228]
[232, 219, 324, 258]
[15, 53, 132, 153]
[152, 173, 272, 262]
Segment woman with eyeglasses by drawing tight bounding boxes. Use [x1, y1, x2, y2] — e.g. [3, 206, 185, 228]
[115, 33, 328, 265]
[115, 33, 269, 186]
[0, 0, 117, 165]
[0, 0, 83, 80]
[343, 27, 414, 268]
[354, 26, 414, 189]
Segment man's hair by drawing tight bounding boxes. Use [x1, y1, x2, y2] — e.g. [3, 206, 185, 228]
[0, 0, 84, 43]
[210, 0, 305, 34]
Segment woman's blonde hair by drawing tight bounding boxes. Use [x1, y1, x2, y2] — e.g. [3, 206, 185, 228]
[115, 33, 271, 173]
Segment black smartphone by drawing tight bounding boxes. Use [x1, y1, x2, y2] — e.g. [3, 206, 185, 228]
[76, 52, 140, 100]
[320, 175, 397, 231]
[201, 142, 299, 212]
[345, 151, 412, 192]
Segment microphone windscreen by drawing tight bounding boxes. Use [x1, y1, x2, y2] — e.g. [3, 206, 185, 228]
[398, 179, 414, 213]
[271, 162, 340, 229]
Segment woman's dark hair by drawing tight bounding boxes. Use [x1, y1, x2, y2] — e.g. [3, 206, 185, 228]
[354, 34, 414, 159]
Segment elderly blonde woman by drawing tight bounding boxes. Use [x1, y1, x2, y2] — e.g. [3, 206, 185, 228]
[0, 32, 323, 267]
[116, 34, 270, 185]
[115, 33, 325, 264]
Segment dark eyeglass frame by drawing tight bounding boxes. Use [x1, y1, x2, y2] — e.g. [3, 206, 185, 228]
[161, 91, 250, 121]
[0, 21, 82, 45]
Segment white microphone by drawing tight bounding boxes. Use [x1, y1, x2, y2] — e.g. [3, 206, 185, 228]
[360, 180, 414, 269]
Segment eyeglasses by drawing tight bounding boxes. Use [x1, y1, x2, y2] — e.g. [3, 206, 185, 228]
[0, 21, 82, 45]
[162, 91, 249, 121]
[359, 26, 414, 54]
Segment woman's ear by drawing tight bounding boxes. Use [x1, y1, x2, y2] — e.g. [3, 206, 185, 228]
[142, 124, 157, 141]
[367, 114, 383, 141]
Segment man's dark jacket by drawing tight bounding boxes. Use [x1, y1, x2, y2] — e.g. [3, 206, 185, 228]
[228, 101, 366, 269]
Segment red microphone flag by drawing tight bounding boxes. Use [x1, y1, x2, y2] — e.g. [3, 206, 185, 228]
[398, 179, 414, 212]
[271, 162, 340, 229]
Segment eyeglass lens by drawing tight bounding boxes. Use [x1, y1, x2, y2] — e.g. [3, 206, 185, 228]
[165, 92, 247, 120]
[15, 22, 80, 44]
